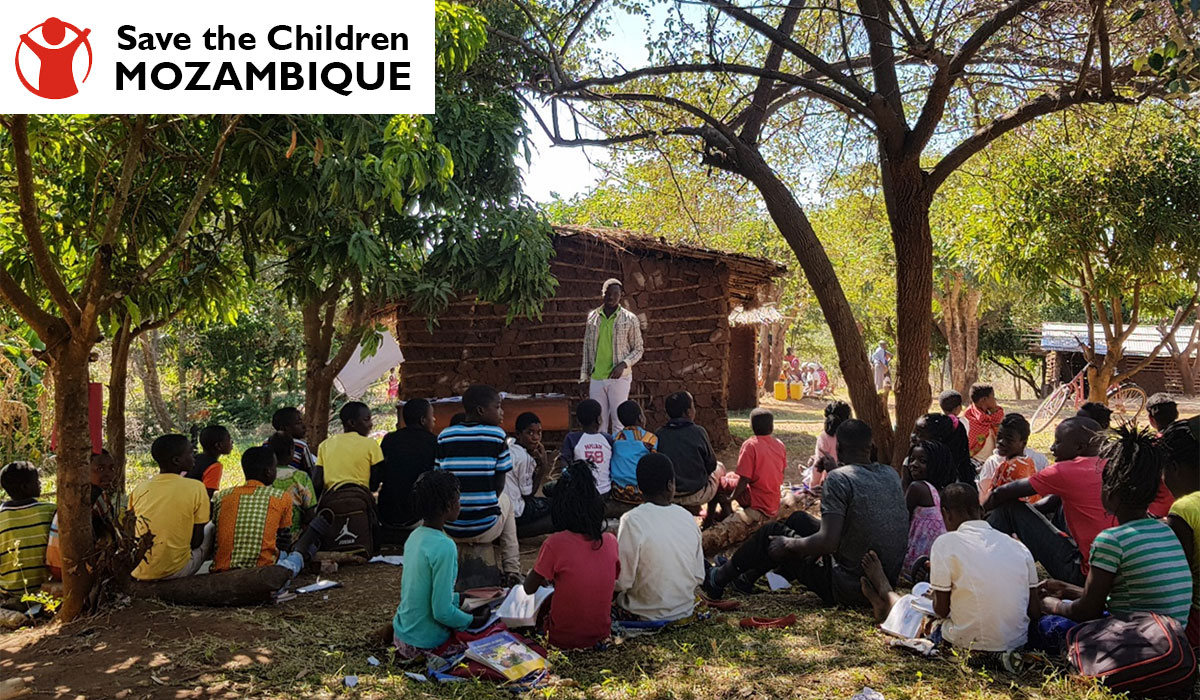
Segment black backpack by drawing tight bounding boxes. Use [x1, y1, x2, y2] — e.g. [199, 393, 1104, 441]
[315, 483, 378, 557]
[1067, 612, 1197, 698]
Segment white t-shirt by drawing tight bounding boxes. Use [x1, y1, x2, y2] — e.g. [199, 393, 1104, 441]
[504, 439, 537, 519]
[929, 520, 1038, 652]
[978, 447, 1049, 484]
[615, 503, 704, 621]
[572, 433, 614, 495]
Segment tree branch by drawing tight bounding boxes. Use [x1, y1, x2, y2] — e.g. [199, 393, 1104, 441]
[10, 115, 81, 327]
[739, 0, 804, 144]
[1125, 288, 1199, 377]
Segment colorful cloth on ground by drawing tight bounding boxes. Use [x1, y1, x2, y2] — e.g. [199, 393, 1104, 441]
[392, 526, 474, 650]
[317, 432, 384, 490]
[580, 305, 643, 383]
[0, 500, 55, 595]
[561, 431, 615, 495]
[929, 520, 1039, 652]
[211, 480, 293, 572]
[962, 405, 1004, 458]
[734, 435, 786, 518]
[130, 473, 211, 581]
[534, 531, 620, 649]
[591, 310, 617, 381]
[1168, 491, 1200, 610]
[271, 467, 316, 536]
[1089, 518, 1193, 625]
[903, 481, 947, 576]
[436, 423, 512, 538]
[611, 427, 657, 498]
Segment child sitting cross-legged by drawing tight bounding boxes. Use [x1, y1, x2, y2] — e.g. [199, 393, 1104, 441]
[523, 460, 619, 649]
[211, 446, 297, 572]
[609, 400, 657, 506]
[1039, 426, 1193, 630]
[391, 471, 489, 660]
[702, 409, 786, 550]
[615, 453, 705, 622]
[0, 462, 56, 602]
[860, 482, 1041, 653]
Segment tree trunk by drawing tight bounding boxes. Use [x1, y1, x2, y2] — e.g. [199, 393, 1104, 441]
[736, 150, 895, 461]
[882, 159, 934, 467]
[51, 339, 97, 622]
[136, 331, 177, 432]
[106, 316, 134, 488]
[941, 274, 983, 398]
[176, 328, 188, 428]
[1086, 358, 1118, 404]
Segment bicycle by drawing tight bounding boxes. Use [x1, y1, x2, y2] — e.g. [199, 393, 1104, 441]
[1030, 363, 1147, 433]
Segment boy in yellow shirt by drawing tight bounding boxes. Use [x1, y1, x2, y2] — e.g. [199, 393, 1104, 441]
[315, 402, 384, 494]
[129, 434, 212, 581]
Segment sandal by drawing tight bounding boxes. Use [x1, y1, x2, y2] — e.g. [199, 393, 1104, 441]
[739, 614, 797, 629]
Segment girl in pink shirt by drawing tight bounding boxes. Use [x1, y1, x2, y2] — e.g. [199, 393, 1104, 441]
[806, 401, 851, 489]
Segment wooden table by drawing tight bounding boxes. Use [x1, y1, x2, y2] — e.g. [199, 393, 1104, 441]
[402, 395, 571, 435]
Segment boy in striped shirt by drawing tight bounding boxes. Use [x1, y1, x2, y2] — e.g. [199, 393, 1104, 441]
[435, 385, 520, 584]
[1039, 426, 1192, 626]
[0, 461, 56, 600]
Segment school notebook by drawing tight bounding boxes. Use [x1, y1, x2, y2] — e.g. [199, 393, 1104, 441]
[464, 631, 547, 681]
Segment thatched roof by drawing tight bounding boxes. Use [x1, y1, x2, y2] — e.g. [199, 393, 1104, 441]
[552, 225, 788, 307]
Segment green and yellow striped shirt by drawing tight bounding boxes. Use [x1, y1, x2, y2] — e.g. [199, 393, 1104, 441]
[0, 500, 56, 595]
[1089, 518, 1193, 625]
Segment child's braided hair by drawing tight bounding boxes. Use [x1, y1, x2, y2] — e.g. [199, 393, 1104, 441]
[1100, 425, 1162, 512]
[414, 470, 460, 522]
[551, 460, 606, 545]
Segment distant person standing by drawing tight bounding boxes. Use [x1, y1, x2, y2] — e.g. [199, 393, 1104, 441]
[580, 279, 644, 434]
[870, 341, 892, 394]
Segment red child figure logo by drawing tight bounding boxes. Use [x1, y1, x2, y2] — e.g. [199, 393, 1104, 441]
[15, 17, 92, 99]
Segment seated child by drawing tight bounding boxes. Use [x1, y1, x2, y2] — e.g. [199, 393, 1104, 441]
[211, 446, 295, 571]
[523, 461, 619, 649]
[963, 384, 1004, 463]
[271, 407, 316, 474]
[657, 391, 724, 512]
[720, 409, 786, 533]
[267, 432, 317, 537]
[560, 399, 614, 496]
[1039, 426, 1193, 628]
[1147, 394, 1179, 436]
[977, 413, 1048, 504]
[437, 385, 520, 584]
[378, 399, 439, 528]
[1162, 416, 1199, 649]
[0, 462, 56, 600]
[861, 483, 1040, 653]
[1075, 402, 1112, 430]
[130, 434, 212, 581]
[47, 449, 126, 579]
[610, 400, 657, 505]
[316, 402, 384, 493]
[188, 424, 232, 497]
[805, 401, 850, 490]
[392, 470, 487, 659]
[615, 453, 705, 622]
[506, 412, 552, 534]
[902, 441, 954, 579]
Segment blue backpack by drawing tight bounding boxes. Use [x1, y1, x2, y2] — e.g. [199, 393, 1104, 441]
[611, 428, 652, 490]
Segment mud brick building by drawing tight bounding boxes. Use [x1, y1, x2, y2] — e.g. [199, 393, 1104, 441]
[392, 225, 786, 447]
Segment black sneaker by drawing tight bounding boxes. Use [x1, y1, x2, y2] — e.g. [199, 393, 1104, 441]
[731, 573, 760, 596]
[701, 565, 726, 600]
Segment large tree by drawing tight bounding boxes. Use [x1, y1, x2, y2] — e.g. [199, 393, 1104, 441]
[0, 115, 241, 620]
[1004, 111, 1200, 401]
[235, 2, 557, 442]
[502, 0, 1191, 462]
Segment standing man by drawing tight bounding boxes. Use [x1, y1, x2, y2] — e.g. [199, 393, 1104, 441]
[581, 279, 644, 434]
[870, 341, 892, 393]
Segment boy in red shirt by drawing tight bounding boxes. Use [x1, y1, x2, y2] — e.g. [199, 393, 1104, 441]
[701, 408, 786, 553]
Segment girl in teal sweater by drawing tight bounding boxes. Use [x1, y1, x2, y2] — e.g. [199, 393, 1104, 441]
[392, 471, 485, 658]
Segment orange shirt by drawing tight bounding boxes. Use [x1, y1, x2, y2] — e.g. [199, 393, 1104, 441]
[211, 480, 292, 572]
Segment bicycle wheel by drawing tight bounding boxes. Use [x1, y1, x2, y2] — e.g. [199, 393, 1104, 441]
[1108, 385, 1147, 425]
[1030, 385, 1071, 434]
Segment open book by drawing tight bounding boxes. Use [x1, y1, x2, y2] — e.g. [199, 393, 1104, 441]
[880, 582, 935, 639]
[495, 585, 554, 628]
[464, 631, 547, 681]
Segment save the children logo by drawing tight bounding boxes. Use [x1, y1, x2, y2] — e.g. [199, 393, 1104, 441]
[15, 17, 93, 99]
